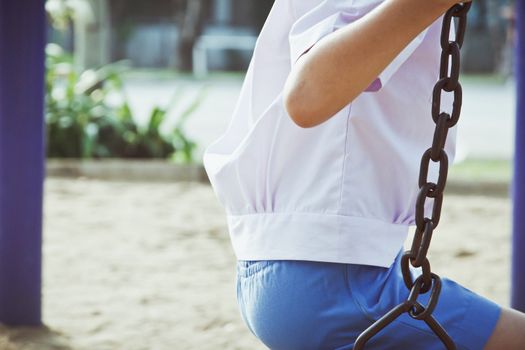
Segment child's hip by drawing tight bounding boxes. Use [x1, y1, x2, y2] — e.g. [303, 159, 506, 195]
[235, 250, 500, 350]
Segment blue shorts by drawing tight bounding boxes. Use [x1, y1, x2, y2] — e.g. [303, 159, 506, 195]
[236, 250, 501, 350]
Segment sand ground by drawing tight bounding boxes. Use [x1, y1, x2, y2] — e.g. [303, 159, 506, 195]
[0, 178, 513, 349]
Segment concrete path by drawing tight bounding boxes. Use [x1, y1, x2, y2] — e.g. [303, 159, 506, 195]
[123, 74, 517, 163]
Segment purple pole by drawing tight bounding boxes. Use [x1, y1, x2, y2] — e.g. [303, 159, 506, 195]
[0, 0, 46, 325]
[512, 0, 525, 312]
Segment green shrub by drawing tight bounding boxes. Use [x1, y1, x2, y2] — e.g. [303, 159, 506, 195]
[45, 43, 202, 162]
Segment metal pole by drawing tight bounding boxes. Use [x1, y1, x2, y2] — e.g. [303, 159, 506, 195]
[512, 0, 525, 313]
[0, 0, 46, 325]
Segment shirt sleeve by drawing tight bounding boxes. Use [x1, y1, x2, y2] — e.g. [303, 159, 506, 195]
[288, 0, 430, 92]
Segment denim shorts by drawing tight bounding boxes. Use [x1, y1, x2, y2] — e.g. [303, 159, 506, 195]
[235, 250, 501, 350]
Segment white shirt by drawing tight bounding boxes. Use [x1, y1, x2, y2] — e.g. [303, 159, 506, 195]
[202, 0, 457, 267]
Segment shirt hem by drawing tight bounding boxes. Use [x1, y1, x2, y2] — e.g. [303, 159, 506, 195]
[226, 212, 409, 268]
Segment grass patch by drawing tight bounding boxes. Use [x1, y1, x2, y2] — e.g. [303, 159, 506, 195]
[449, 159, 512, 182]
[461, 73, 511, 86]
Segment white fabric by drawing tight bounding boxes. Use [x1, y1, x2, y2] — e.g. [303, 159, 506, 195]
[202, 0, 457, 267]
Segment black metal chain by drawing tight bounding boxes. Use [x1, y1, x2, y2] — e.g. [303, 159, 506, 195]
[352, 3, 471, 349]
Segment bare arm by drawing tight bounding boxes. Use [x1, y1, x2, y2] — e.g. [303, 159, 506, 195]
[283, 0, 468, 128]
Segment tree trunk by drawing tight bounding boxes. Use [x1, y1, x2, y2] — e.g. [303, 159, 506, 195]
[176, 0, 209, 71]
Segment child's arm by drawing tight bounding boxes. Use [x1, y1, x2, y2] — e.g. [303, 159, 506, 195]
[283, 0, 469, 128]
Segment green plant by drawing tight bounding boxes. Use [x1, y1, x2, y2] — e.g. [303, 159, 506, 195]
[45, 43, 203, 162]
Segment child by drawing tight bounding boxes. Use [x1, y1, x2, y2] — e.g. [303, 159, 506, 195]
[203, 0, 525, 348]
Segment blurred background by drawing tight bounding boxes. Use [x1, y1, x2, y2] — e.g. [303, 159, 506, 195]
[0, 1, 518, 349]
[43, 0, 516, 162]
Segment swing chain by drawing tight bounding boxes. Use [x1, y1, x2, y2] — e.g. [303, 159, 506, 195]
[353, 3, 471, 349]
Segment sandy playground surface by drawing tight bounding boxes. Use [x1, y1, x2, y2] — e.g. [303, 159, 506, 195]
[0, 178, 513, 349]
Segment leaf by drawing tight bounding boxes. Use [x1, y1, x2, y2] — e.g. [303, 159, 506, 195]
[148, 107, 167, 133]
[117, 102, 134, 123]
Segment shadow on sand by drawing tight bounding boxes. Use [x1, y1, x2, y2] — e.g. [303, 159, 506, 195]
[0, 325, 72, 350]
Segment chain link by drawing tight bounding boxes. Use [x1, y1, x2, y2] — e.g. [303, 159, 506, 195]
[353, 3, 471, 349]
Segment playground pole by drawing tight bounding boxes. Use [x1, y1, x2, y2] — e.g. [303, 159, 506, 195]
[0, 1, 46, 325]
[512, 0, 525, 313]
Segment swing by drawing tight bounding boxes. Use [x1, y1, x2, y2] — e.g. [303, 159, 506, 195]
[353, 3, 472, 350]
